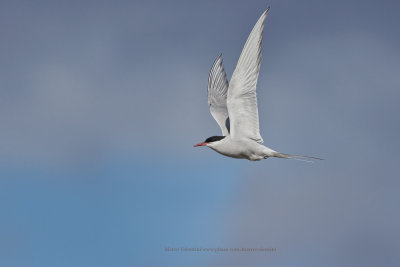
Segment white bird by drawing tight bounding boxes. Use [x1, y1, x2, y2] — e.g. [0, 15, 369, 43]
[194, 7, 322, 162]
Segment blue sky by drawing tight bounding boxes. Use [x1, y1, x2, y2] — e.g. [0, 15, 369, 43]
[1, 0, 400, 266]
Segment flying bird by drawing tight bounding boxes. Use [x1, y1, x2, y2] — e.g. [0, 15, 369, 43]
[194, 7, 322, 162]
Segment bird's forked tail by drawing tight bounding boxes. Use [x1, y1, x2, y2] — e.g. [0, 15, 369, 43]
[271, 152, 324, 163]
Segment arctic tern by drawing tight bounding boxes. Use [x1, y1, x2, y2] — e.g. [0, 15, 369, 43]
[194, 7, 322, 162]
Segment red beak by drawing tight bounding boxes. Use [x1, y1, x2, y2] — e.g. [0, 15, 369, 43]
[193, 142, 207, 147]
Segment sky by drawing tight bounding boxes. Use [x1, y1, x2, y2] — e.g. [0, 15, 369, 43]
[1, 0, 400, 266]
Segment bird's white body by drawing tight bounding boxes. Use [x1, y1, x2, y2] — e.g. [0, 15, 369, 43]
[206, 136, 277, 161]
[195, 7, 322, 162]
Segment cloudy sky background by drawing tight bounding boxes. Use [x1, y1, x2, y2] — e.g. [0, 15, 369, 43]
[1, 0, 399, 266]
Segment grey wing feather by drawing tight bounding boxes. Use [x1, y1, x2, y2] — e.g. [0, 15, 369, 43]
[208, 54, 230, 136]
[227, 7, 270, 143]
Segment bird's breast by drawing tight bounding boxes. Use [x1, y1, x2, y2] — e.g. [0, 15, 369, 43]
[210, 138, 261, 160]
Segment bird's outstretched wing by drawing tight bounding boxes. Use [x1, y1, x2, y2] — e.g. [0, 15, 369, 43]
[227, 7, 269, 143]
[208, 54, 230, 136]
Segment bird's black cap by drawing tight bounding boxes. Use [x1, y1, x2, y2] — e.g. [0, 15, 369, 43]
[205, 136, 225, 143]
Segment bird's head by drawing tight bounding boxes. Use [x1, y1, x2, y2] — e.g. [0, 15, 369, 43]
[193, 136, 225, 147]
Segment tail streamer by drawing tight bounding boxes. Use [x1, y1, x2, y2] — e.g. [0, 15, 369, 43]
[272, 152, 324, 163]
